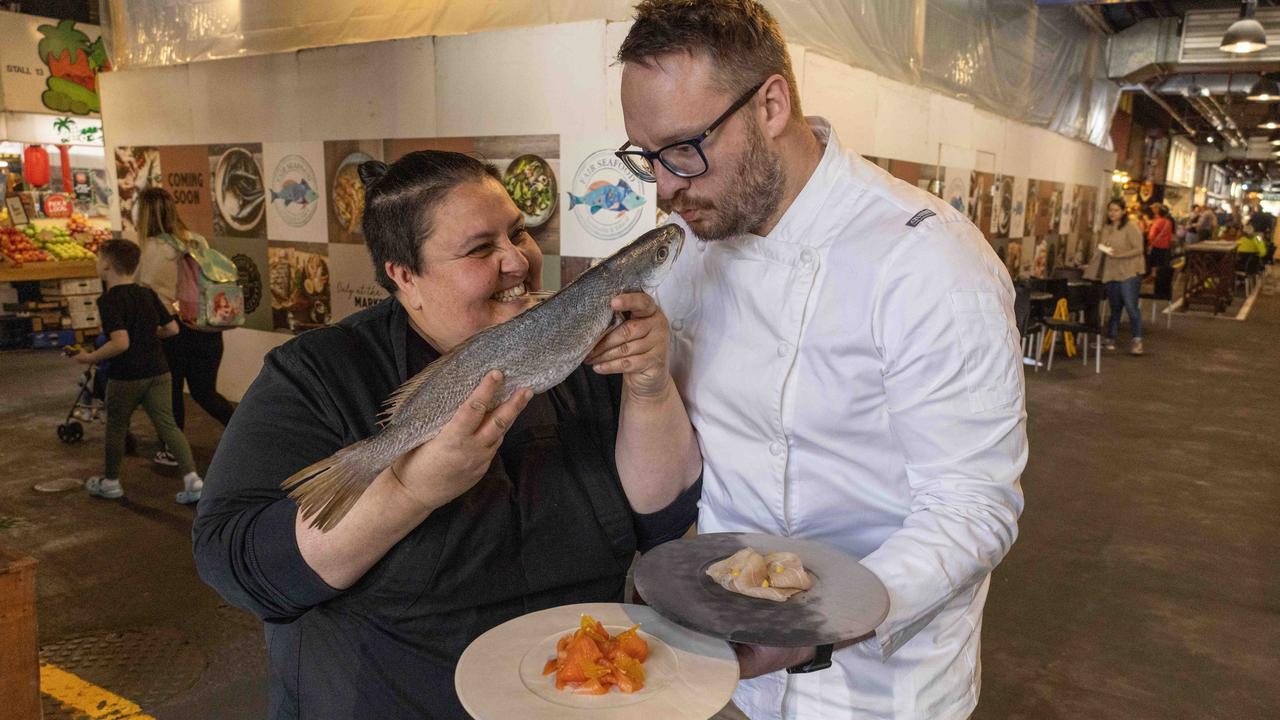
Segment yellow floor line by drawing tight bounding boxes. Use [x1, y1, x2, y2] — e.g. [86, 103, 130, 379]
[39, 663, 155, 720]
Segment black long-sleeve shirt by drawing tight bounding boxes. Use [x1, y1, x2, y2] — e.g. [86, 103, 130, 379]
[193, 298, 700, 719]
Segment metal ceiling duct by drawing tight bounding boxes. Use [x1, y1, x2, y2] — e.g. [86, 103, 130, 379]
[1183, 7, 1280, 65]
[1108, 8, 1280, 83]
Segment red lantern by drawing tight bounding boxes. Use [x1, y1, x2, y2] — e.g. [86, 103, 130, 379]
[58, 145, 72, 192]
[23, 145, 50, 188]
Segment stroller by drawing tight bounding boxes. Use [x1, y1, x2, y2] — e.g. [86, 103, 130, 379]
[56, 334, 138, 454]
[55, 359, 103, 443]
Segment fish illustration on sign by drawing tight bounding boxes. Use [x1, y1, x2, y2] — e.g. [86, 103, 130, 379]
[568, 180, 646, 215]
[272, 179, 319, 207]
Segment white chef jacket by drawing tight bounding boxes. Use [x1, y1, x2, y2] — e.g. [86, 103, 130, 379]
[654, 118, 1027, 720]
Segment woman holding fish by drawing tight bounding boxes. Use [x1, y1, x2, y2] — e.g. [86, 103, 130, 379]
[193, 151, 701, 720]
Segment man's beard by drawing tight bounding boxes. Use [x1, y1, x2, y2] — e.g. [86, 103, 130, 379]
[678, 119, 785, 241]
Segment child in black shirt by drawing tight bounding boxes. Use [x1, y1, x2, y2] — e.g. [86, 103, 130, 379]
[69, 239, 203, 503]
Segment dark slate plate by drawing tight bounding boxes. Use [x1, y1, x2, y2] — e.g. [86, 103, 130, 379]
[632, 532, 890, 647]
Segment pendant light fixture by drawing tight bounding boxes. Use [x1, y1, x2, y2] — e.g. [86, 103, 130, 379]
[1247, 74, 1279, 101]
[1261, 106, 1280, 130]
[1221, 0, 1268, 54]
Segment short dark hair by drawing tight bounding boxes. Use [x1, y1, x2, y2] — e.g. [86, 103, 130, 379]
[618, 0, 802, 120]
[360, 151, 501, 294]
[99, 239, 141, 275]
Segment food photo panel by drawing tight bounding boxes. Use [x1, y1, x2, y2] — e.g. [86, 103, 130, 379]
[208, 143, 268, 238]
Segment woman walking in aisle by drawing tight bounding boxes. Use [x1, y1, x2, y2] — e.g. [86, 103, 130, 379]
[135, 187, 236, 464]
[1092, 199, 1146, 355]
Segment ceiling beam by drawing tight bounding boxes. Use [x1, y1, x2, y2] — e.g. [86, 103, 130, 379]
[1138, 83, 1199, 137]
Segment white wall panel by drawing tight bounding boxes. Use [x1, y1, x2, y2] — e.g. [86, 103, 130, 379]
[1001, 122, 1033, 179]
[187, 54, 301, 143]
[972, 109, 1005, 160]
[99, 65, 194, 146]
[929, 94, 974, 155]
[435, 20, 607, 137]
[1025, 127, 1061, 180]
[802, 53, 878, 157]
[873, 76, 932, 164]
[605, 21, 632, 138]
[296, 38, 437, 141]
[220, 329, 288, 401]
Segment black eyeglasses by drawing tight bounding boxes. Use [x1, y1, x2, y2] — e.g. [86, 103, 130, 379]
[616, 81, 765, 182]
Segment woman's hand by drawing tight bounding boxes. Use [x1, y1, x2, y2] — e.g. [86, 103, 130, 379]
[586, 292, 672, 401]
[390, 370, 532, 513]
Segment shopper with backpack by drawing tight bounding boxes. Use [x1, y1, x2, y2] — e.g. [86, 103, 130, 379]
[135, 187, 240, 466]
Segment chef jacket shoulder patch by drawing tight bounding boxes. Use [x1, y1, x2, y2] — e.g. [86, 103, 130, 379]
[906, 209, 936, 227]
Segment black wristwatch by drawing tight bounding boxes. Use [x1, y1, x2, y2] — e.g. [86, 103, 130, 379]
[786, 643, 833, 674]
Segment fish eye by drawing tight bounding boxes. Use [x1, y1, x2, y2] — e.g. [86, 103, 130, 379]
[655, 246, 669, 262]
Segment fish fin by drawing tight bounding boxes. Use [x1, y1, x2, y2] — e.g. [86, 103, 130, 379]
[380, 364, 441, 422]
[282, 438, 384, 532]
[617, 179, 631, 192]
[378, 343, 468, 422]
[590, 205, 603, 214]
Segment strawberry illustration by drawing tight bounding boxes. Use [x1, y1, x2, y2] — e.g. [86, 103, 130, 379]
[37, 19, 106, 115]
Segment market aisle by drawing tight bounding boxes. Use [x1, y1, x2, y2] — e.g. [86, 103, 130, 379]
[974, 281, 1280, 719]
[0, 351, 266, 719]
[0, 287, 1277, 719]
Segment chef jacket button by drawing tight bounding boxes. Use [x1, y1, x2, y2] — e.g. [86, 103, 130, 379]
[671, 318, 684, 332]
[777, 341, 790, 357]
[697, 240, 707, 252]
[800, 249, 816, 268]
[769, 442, 783, 456]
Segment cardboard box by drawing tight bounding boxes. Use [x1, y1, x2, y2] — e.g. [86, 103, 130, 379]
[63, 295, 98, 316]
[68, 303, 99, 330]
[39, 277, 102, 297]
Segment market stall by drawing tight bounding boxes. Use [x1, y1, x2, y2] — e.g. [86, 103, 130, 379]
[0, 12, 112, 348]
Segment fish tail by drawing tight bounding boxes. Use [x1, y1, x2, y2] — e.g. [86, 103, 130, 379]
[282, 437, 387, 532]
[568, 193, 580, 210]
[270, 189, 280, 202]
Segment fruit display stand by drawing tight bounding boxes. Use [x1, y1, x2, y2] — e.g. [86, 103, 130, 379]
[0, 214, 109, 283]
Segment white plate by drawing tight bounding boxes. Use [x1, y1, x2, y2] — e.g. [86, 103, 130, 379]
[456, 602, 738, 720]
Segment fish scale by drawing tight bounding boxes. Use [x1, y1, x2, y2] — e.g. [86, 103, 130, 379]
[285, 223, 685, 531]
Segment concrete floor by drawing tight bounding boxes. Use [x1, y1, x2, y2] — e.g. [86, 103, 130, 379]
[1, 280, 1277, 719]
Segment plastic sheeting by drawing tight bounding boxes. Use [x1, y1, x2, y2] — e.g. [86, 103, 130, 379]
[99, 0, 1118, 149]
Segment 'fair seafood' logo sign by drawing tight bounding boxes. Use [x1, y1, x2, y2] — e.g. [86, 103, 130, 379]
[270, 154, 320, 228]
[568, 150, 647, 242]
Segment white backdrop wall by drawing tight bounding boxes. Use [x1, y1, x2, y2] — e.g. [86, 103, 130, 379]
[98, 19, 1114, 401]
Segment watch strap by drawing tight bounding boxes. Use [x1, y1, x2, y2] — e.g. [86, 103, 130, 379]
[785, 643, 833, 674]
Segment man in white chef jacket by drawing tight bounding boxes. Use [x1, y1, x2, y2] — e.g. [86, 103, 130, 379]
[612, 1, 1027, 718]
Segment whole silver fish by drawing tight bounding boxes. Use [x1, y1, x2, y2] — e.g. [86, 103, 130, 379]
[284, 223, 685, 531]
